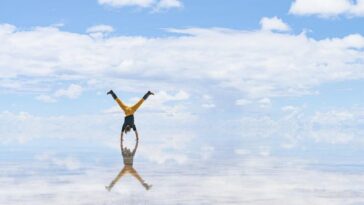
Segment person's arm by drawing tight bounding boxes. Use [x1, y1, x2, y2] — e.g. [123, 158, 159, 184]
[120, 131, 124, 154]
[132, 130, 139, 155]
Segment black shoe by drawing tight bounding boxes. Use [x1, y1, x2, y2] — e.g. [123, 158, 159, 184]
[143, 91, 154, 100]
[107, 90, 117, 99]
[144, 183, 152, 190]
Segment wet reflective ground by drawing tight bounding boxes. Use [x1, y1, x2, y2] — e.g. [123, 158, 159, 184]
[2, 144, 364, 205]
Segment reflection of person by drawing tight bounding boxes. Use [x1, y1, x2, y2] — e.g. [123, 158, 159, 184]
[107, 90, 154, 134]
[105, 130, 152, 191]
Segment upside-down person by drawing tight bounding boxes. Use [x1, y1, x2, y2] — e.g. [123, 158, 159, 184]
[105, 131, 152, 191]
[107, 90, 154, 134]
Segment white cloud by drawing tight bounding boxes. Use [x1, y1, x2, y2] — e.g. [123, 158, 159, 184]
[0, 24, 16, 34]
[311, 110, 355, 124]
[97, 0, 182, 9]
[258, 98, 271, 108]
[258, 146, 271, 157]
[235, 99, 252, 106]
[35, 153, 81, 170]
[351, 0, 364, 15]
[135, 90, 189, 109]
[235, 148, 251, 156]
[260, 16, 290, 32]
[0, 111, 114, 143]
[310, 130, 354, 144]
[156, 0, 182, 9]
[202, 103, 215, 108]
[86, 24, 114, 39]
[200, 145, 214, 160]
[281, 105, 300, 113]
[201, 94, 215, 108]
[342, 34, 364, 48]
[235, 98, 271, 108]
[289, 0, 364, 17]
[86, 25, 114, 34]
[54, 84, 83, 99]
[36, 84, 83, 103]
[36, 95, 57, 103]
[309, 109, 364, 144]
[236, 107, 364, 146]
[1, 24, 364, 100]
[139, 133, 192, 164]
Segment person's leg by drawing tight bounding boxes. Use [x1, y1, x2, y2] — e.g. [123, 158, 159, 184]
[129, 167, 151, 190]
[107, 90, 129, 113]
[130, 98, 144, 114]
[116, 99, 128, 114]
[106, 167, 127, 191]
[130, 91, 154, 114]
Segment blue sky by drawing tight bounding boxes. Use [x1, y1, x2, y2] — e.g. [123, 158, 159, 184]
[1, 0, 364, 204]
[2, 0, 364, 38]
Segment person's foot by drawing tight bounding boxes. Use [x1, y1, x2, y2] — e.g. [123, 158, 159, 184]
[144, 183, 152, 190]
[143, 91, 154, 100]
[105, 186, 111, 192]
[147, 184, 152, 190]
[107, 90, 118, 99]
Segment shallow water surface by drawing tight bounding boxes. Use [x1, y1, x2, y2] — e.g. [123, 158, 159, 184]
[1, 143, 364, 205]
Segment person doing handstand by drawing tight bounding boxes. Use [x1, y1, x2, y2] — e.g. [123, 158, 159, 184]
[107, 90, 154, 134]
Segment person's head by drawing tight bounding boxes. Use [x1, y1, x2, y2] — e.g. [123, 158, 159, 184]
[124, 125, 131, 134]
[123, 147, 132, 156]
